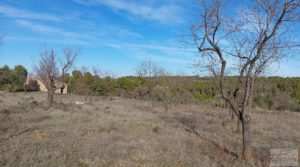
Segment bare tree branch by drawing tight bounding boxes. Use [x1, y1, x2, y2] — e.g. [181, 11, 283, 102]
[33, 48, 59, 107]
[33, 47, 80, 106]
[191, 0, 300, 161]
[61, 48, 80, 81]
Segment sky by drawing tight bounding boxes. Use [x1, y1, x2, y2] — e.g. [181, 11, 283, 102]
[0, 0, 299, 77]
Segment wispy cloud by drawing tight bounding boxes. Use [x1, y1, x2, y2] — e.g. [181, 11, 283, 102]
[89, 24, 142, 39]
[7, 36, 86, 45]
[14, 19, 94, 45]
[74, 0, 185, 24]
[15, 20, 75, 37]
[103, 41, 195, 57]
[0, 4, 61, 21]
[125, 43, 194, 53]
[102, 41, 195, 64]
[15, 19, 141, 45]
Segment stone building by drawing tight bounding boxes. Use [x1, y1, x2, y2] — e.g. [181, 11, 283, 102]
[25, 77, 68, 94]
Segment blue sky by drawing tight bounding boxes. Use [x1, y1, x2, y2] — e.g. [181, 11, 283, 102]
[0, 0, 299, 77]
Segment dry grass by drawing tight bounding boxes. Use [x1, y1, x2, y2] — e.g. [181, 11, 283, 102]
[0, 91, 299, 167]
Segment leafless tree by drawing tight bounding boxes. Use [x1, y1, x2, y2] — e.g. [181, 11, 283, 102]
[136, 57, 160, 78]
[33, 47, 79, 107]
[135, 58, 170, 110]
[191, 0, 300, 161]
[60, 48, 80, 94]
[136, 57, 167, 79]
[136, 58, 167, 91]
[33, 49, 59, 107]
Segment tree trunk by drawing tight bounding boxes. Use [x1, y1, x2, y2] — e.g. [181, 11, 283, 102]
[241, 115, 252, 161]
[229, 108, 234, 121]
[47, 88, 55, 107]
[230, 108, 241, 133]
[235, 119, 241, 133]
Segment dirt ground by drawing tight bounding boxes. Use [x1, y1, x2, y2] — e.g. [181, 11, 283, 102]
[0, 91, 299, 167]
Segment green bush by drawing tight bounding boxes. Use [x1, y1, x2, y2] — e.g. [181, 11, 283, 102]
[65, 70, 300, 112]
[288, 98, 300, 112]
[253, 96, 269, 109]
[116, 77, 138, 92]
[0, 65, 27, 92]
[185, 80, 217, 101]
[9, 83, 24, 92]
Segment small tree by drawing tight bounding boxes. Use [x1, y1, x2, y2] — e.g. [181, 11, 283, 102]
[69, 69, 97, 97]
[33, 47, 79, 107]
[151, 85, 173, 111]
[0, 65, 11, 87]
[191, 0, 300, 161]
[9, 65, 28, 92]
[136, 58, 166, 90]
[135, 58, 172, 110]
[34, 49, 59, 107]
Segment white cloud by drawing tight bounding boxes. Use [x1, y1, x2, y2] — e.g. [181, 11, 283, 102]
[89, 24, 142, 39]
[15, 19, 142, 45]
[0, 4, 61, 21]
[103, 41, 195, 57]
[14, 19, 95, 45]
[101, 41, 195, 64]
[15, 20, 75, 37]
[126, 43, 194, 53]
[74, 0, 185, 24]
[8, 36, 86, 45]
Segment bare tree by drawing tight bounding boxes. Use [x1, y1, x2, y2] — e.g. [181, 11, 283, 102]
[136, 57, 167, 92]
[136, 57, 157, 78]
[33, 47, 79, 107]
[191, 0, 300, 161]
[136, 57, 166, 80]
[33, 49, 59, 107]
[135, 58, 170, 110]
[60, 48, 80, 94]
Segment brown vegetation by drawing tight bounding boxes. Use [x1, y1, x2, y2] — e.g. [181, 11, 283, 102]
[0, 91, 299, 166]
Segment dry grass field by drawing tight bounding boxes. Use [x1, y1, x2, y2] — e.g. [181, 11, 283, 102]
[0, 91, 299, 167]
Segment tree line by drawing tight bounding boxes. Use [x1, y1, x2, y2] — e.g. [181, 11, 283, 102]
[1, 64, 299, 112]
